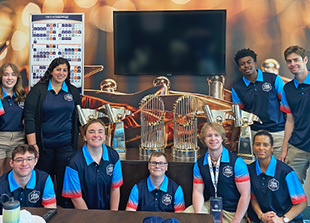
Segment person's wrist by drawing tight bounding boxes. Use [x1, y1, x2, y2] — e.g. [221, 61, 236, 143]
[260, 212, 264, 221]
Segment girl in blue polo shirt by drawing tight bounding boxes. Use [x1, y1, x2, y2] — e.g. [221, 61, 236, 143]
[0, 63, 26, 176]
[62, 118, 123, 210]
[24, 57, 81, 207]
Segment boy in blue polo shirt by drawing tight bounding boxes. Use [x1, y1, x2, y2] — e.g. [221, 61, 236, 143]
[0, 144, 56, 212]
[280, 45, 310, 185]
[248, 130, 307, 223]
[126, 152, 185, 212]
[231, 48, 285, 159]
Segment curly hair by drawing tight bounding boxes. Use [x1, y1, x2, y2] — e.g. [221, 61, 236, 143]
[38, 57, 71, 84]
[234, 48, 257, 65]
[0, 63, 26, 102]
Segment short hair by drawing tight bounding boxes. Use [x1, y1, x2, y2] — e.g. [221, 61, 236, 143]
[149, 151, 167, 163]
[12, 144, 37, 160]
[253, 130, 274, 146]
[199, 122, 227, 147]
[234, 48, 257, 65]
[284, 45, 306, 60]
[84, 118, 106, 135]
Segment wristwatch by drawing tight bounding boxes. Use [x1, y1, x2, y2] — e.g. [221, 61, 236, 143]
[283, 216, 289, 223]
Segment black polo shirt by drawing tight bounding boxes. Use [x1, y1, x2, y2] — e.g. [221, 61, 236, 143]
[280, 71, 310, 152]
[232, 69, 285, 132]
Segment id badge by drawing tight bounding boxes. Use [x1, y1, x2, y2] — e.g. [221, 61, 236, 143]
[210, 196, 223, 223]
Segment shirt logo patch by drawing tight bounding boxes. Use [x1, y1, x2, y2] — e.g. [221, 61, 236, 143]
[28, 190, 40, 203]
[106, 164, 114, 176]
[18, 101, 24, 109]
[262, 82, 272, 92]
[162, 194, 172, 206]
[64, 93, 73, 102]
[268, 178, 279, 191]
[222, 166, 233, 178]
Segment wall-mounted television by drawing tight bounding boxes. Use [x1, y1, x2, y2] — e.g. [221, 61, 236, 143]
[113, 10, 226, 76]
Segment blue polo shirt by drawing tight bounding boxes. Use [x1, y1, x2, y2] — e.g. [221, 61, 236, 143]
[62, 144, 123, 209]
[232, 69, 285, 132]
[193, 147, 250, 212]
[0, 169, 56, 213]
[280, 71, 310, 152]
[126, 175, 185, 212]
[248, 155, 307, 222]
[0, 89, 24, 131]
[42, 80, 75, 147]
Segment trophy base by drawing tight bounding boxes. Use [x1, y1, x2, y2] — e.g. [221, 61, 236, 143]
[139, 146, 165, 157]
[238, 153, 256, 164]
[114, 148, 126, 153]
[171, 146, 200, 161]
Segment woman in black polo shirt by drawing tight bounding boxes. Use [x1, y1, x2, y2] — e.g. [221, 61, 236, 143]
[0, 63, 26, 175]
[24, 57, 81, 207]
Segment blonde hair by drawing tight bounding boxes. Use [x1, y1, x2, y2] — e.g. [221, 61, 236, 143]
[199, 122, 227, 147]
[0, 63, 26, 102]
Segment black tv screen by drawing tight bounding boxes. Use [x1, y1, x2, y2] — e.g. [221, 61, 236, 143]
[113, 10, 226, 76]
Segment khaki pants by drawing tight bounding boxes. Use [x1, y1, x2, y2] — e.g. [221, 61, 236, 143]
[184, 201, 247, 223]
[0, 131, 25, 159]
[286, 143, 310, 185]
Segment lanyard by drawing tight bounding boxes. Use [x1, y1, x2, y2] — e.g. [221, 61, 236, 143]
[207, 153, 221, 197]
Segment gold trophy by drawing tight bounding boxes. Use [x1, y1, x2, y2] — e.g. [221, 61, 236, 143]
[139, 94, 165, 156]
[172, 95, 199, 160]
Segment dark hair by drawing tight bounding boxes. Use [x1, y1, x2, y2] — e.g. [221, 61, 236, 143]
[253, 130, 274, 146]
[0, 63, 26, 102]
[12, 144, 37, 160]
[234, 48, 257, 65]
[284, 45, 306, 60]
[39, 57, 71, 84]
[199, 122, 227, 147]
[84, 118, 106, 135]
[149, 151, 167, 162]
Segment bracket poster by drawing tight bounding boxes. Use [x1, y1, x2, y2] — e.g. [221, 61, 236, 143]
[29, 13, 84, 94]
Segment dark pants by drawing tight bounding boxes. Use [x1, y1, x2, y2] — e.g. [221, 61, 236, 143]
[36, 145, 75, 207]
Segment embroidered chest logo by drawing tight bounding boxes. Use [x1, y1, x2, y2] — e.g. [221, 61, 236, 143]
[162, 194, 172, 206]
[18, 101, 24, 109]
[262, 82, 272, 92]
[222, 166, 233, 178]
[106, 164, 114, 176]
[28, 190, 40, 203]
[64, 93, 73, 102]
[268, 178, 279, 191]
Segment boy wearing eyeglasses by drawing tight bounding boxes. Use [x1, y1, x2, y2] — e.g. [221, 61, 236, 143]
[126, 152, 185, 212]
[0, 144, 56, 212]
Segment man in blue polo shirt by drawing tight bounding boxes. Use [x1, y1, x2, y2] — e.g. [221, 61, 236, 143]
[231, 48, 285, 159]
[0, 144, 56, 212]
[184, 123, 250, 223]
[126, 152, 185, 212]
[280, 45, 310, 185]
[248, 130, 307, 223]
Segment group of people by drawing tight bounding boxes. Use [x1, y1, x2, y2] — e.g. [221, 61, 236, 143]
[0, 44, 309, 222]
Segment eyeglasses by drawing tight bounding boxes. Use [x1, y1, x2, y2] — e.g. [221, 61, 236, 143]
[14, 157, 36, 164]
[149, 161, 167, 167]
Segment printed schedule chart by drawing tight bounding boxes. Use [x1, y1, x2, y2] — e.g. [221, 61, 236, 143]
[29, 14, 84, 93]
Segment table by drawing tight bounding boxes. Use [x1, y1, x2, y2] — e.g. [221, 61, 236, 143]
[25, 207, 213, 223]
